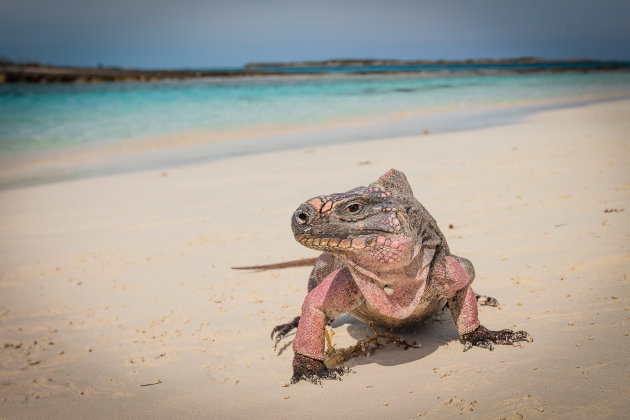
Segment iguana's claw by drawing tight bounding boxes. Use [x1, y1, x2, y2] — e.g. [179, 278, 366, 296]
[271, 316, 300, 349]
[290, 353, 350, 385]
[461, 325, 532, 352]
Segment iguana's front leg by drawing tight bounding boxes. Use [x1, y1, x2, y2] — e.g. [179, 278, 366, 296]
[291, 267, 362, 384]
[440, 256, 532, 351]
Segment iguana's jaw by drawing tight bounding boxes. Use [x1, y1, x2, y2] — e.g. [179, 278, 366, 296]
[291, 186, 417, 271]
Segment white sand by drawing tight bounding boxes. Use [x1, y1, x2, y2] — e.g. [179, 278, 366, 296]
[0, 99, 629, 419]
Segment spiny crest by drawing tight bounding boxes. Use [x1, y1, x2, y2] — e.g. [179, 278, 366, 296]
[369, 169, 414, 198]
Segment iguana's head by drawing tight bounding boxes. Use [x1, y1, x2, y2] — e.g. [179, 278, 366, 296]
[291, 169, 420, 271]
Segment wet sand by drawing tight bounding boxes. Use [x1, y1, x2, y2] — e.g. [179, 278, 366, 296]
[3, 92, 628, 191]
[0, 99, 629, 418]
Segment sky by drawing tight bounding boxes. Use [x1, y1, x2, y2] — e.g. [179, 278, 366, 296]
[1, 0, 629, 69]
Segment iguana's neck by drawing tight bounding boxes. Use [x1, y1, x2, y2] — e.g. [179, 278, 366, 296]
[342, 245, 426, 288]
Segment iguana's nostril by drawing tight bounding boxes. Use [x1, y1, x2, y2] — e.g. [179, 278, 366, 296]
[297, 212, 309, 224]
[292, 204, 316, 230]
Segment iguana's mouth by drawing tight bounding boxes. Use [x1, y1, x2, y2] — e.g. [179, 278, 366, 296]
[295, 233, 395, 251]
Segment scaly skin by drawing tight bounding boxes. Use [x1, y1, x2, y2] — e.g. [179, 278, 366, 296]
[271, 169, 531, 383]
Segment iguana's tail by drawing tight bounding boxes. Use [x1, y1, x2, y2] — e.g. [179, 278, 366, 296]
[231, 257, 317, 271]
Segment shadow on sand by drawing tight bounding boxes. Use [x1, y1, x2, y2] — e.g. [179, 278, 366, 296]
[273, 308, 463, 367]
[331, 309, 462, 368]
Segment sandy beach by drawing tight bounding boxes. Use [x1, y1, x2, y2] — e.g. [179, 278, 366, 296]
[0, 98, 629, 419]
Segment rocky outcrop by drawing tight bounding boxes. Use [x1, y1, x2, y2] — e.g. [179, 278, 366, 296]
[0, 63, 318, 83]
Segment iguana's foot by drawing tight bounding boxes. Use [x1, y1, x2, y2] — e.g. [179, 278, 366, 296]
[291, 353, 349, 385]
[475, 293, 500, 307]
[461, 325, 532, 352]
[271, 316, 300, 349]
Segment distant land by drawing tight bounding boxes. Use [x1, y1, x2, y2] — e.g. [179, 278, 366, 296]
[245, 57, 607, 68]
[1, 57, 629, 83]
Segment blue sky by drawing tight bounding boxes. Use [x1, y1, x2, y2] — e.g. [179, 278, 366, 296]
[1, 0, 629, 68]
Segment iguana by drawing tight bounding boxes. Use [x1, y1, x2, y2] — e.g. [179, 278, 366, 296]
[240, 169, 531, 384]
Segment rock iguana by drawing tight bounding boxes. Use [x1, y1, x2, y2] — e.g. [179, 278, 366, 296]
[242, 169, 532, 384]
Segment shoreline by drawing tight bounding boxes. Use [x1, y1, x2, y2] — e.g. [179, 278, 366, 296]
[0, 98, 628, 418]
[1, 91, 629, 191]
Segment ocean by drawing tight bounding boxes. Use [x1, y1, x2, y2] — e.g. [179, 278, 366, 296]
[1, 69, 630, 187]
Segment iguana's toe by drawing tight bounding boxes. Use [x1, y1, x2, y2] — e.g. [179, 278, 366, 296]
[271, 316, 301, 349]
[462, 339, 494, 352]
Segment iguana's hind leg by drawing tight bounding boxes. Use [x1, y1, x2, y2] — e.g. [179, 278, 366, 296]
[271, 316, 300, 349]
[475, 293, 500, 307]
[444, 293, 500, 310]
[451, 255, 499, 307]
[451, 255, 475, 282]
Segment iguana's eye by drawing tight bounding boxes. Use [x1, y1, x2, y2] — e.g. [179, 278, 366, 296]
[346, 203, 362, 214]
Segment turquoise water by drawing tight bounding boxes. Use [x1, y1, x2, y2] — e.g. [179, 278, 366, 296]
[2, 71, 630, 156]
